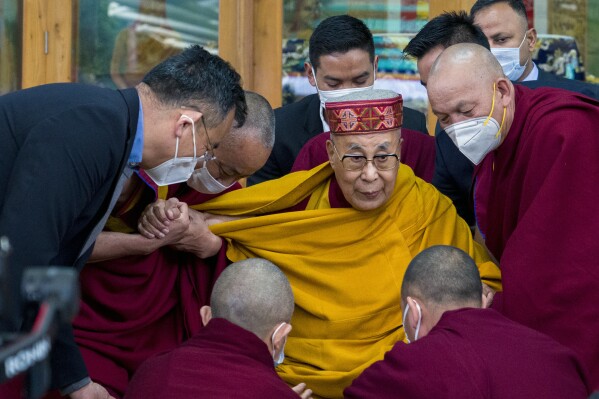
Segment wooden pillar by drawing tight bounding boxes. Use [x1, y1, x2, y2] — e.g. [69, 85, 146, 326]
[219, 0, 282, 108]
[22, 0, 73, 88]
[426, 0, 476, 133]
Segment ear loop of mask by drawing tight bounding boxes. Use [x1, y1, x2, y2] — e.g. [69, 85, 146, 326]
[180, 115, 197, 160]
[483, 83, 507, 139]
[402, 300, 422, 343]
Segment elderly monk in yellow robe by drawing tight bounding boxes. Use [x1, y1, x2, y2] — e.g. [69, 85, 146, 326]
[139, 89, 502, 399]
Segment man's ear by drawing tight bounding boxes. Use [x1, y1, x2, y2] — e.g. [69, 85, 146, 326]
[200, 305, 212, 327]
[496, 78, 513, 108]
[273, 323, 292, 352]
[406, 296, 420, 330]
[373, 55, 379, 76]
[305, 62, 316, 87]
[326, 139, 336, 164]
[176, 109, 202, 139]
[526, 28, 537, 53]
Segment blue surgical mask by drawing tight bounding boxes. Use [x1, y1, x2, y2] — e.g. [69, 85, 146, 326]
[271, 322, 287, 367]
[402, 301, 422, 343]
[491, 32, 530, 81]
[145, 115, 197, 186]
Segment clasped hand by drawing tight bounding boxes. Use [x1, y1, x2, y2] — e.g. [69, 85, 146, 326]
[137, 198, 222, 258]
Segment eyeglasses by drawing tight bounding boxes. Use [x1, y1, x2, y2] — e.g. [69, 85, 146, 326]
[200, 116, 215, 159]
[182, 105, 215, 159]
[332, 141, 400, 171]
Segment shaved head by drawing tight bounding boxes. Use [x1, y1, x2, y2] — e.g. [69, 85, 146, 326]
[429, 43, 504, 88]
[228, 91, 275, 149]
[208, 91, 274, 183]
[210, 258, 294, 340]
[402, 246, 482, 307]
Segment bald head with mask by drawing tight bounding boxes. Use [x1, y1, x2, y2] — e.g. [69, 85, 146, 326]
[426, 43, 516, 164]
[401, 245, 484, 342]
[200, 258, 294, 364]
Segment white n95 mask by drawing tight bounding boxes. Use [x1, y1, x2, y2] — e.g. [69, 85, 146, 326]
[145, 115, 197, 186]
[444, 84, 506, 165]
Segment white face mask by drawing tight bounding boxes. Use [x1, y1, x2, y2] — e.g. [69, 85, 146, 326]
[491, 32, 529, 81]
[402, 301, 422, 343]
[186, 153, 235, 194]
[145, 115, 198, 186]
[271, 322, 287, 367]
[313, 64, 376, 132]
[444, 83, 507, 165]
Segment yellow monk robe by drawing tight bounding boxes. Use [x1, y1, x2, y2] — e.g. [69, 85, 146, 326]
[192, 162, 502, 399]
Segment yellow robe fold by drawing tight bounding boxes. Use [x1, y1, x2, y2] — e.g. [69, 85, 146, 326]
[192, 162, 502, 399]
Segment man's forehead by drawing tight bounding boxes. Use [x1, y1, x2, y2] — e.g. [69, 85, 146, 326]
[474, 3, 527, 32]
[317, 50, 373, 75]
[334, 131, 398, 147]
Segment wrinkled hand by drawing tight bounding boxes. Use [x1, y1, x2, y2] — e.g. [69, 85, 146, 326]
[138, 198, 187, 239]
[292, 382, 313, 399]
[482, 283, 495, 308]
[69, 381, 116, 399]
[169, 208, 223, 258]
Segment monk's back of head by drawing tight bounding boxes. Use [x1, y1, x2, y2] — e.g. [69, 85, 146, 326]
[402, 245, 482, 308]
[210, 258, 294, 340]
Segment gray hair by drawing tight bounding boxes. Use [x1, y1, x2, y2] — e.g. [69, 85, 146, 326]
[402, 245, 482, 307]
[228, 91, 275, 149]
[210, 258, 294, 339]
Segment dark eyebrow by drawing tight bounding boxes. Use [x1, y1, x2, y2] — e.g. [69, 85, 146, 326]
[490, 32, 509, 40]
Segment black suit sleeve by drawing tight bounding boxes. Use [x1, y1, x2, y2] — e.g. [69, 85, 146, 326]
[431, 127, 475, 226]
[402, 106, 428, 134]
[0, 105, 125, 390]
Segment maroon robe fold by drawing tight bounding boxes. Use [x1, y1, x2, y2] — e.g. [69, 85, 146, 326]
[474, 85, 599, 388]
[72, 173, 236, 397]
[125, 318, 299, 399]
[345, 308, 590, 399]
[291, 128, 436, 182]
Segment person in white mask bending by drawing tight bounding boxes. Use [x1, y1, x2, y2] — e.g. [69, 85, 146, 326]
[70, 91, 275, 399]
[426, 42, 599, 390]
[248, 15, 429, 185]
[345, 245, 591, 399]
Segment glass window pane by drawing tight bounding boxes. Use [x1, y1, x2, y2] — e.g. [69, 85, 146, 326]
[0, 0, 21, 94]
[531, 0, 599, 83]
[282, 0, 429, 114]
[77, 0, 219, 88]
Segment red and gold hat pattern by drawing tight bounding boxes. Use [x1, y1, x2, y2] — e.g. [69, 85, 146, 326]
[324, 96, 403, 134]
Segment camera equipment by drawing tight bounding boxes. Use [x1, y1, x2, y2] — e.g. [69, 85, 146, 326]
[0, 237, 79, 399]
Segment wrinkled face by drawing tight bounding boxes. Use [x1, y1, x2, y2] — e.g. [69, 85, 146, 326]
[427, 69, 498, 130]
[417, 45, 444, 87]
[473, 3, 535, 68]
[306, 49, 377, 90]
[202, 109, 236, 155]
[326, 130, 401, 211]
[206, 131, 271, 186]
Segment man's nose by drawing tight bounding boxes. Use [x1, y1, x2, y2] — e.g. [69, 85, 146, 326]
[360, 160, 379, 182]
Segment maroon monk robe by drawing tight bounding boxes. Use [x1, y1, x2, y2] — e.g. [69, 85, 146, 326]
[473, 85, 599, 388]
[345, 308, 591, 399]
[291, 128, 436, 182]
[125, 318, 299, 399]
[72, 172, 236, 397]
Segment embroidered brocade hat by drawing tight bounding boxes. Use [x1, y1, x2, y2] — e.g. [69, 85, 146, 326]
[324, 89, 403, 134]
